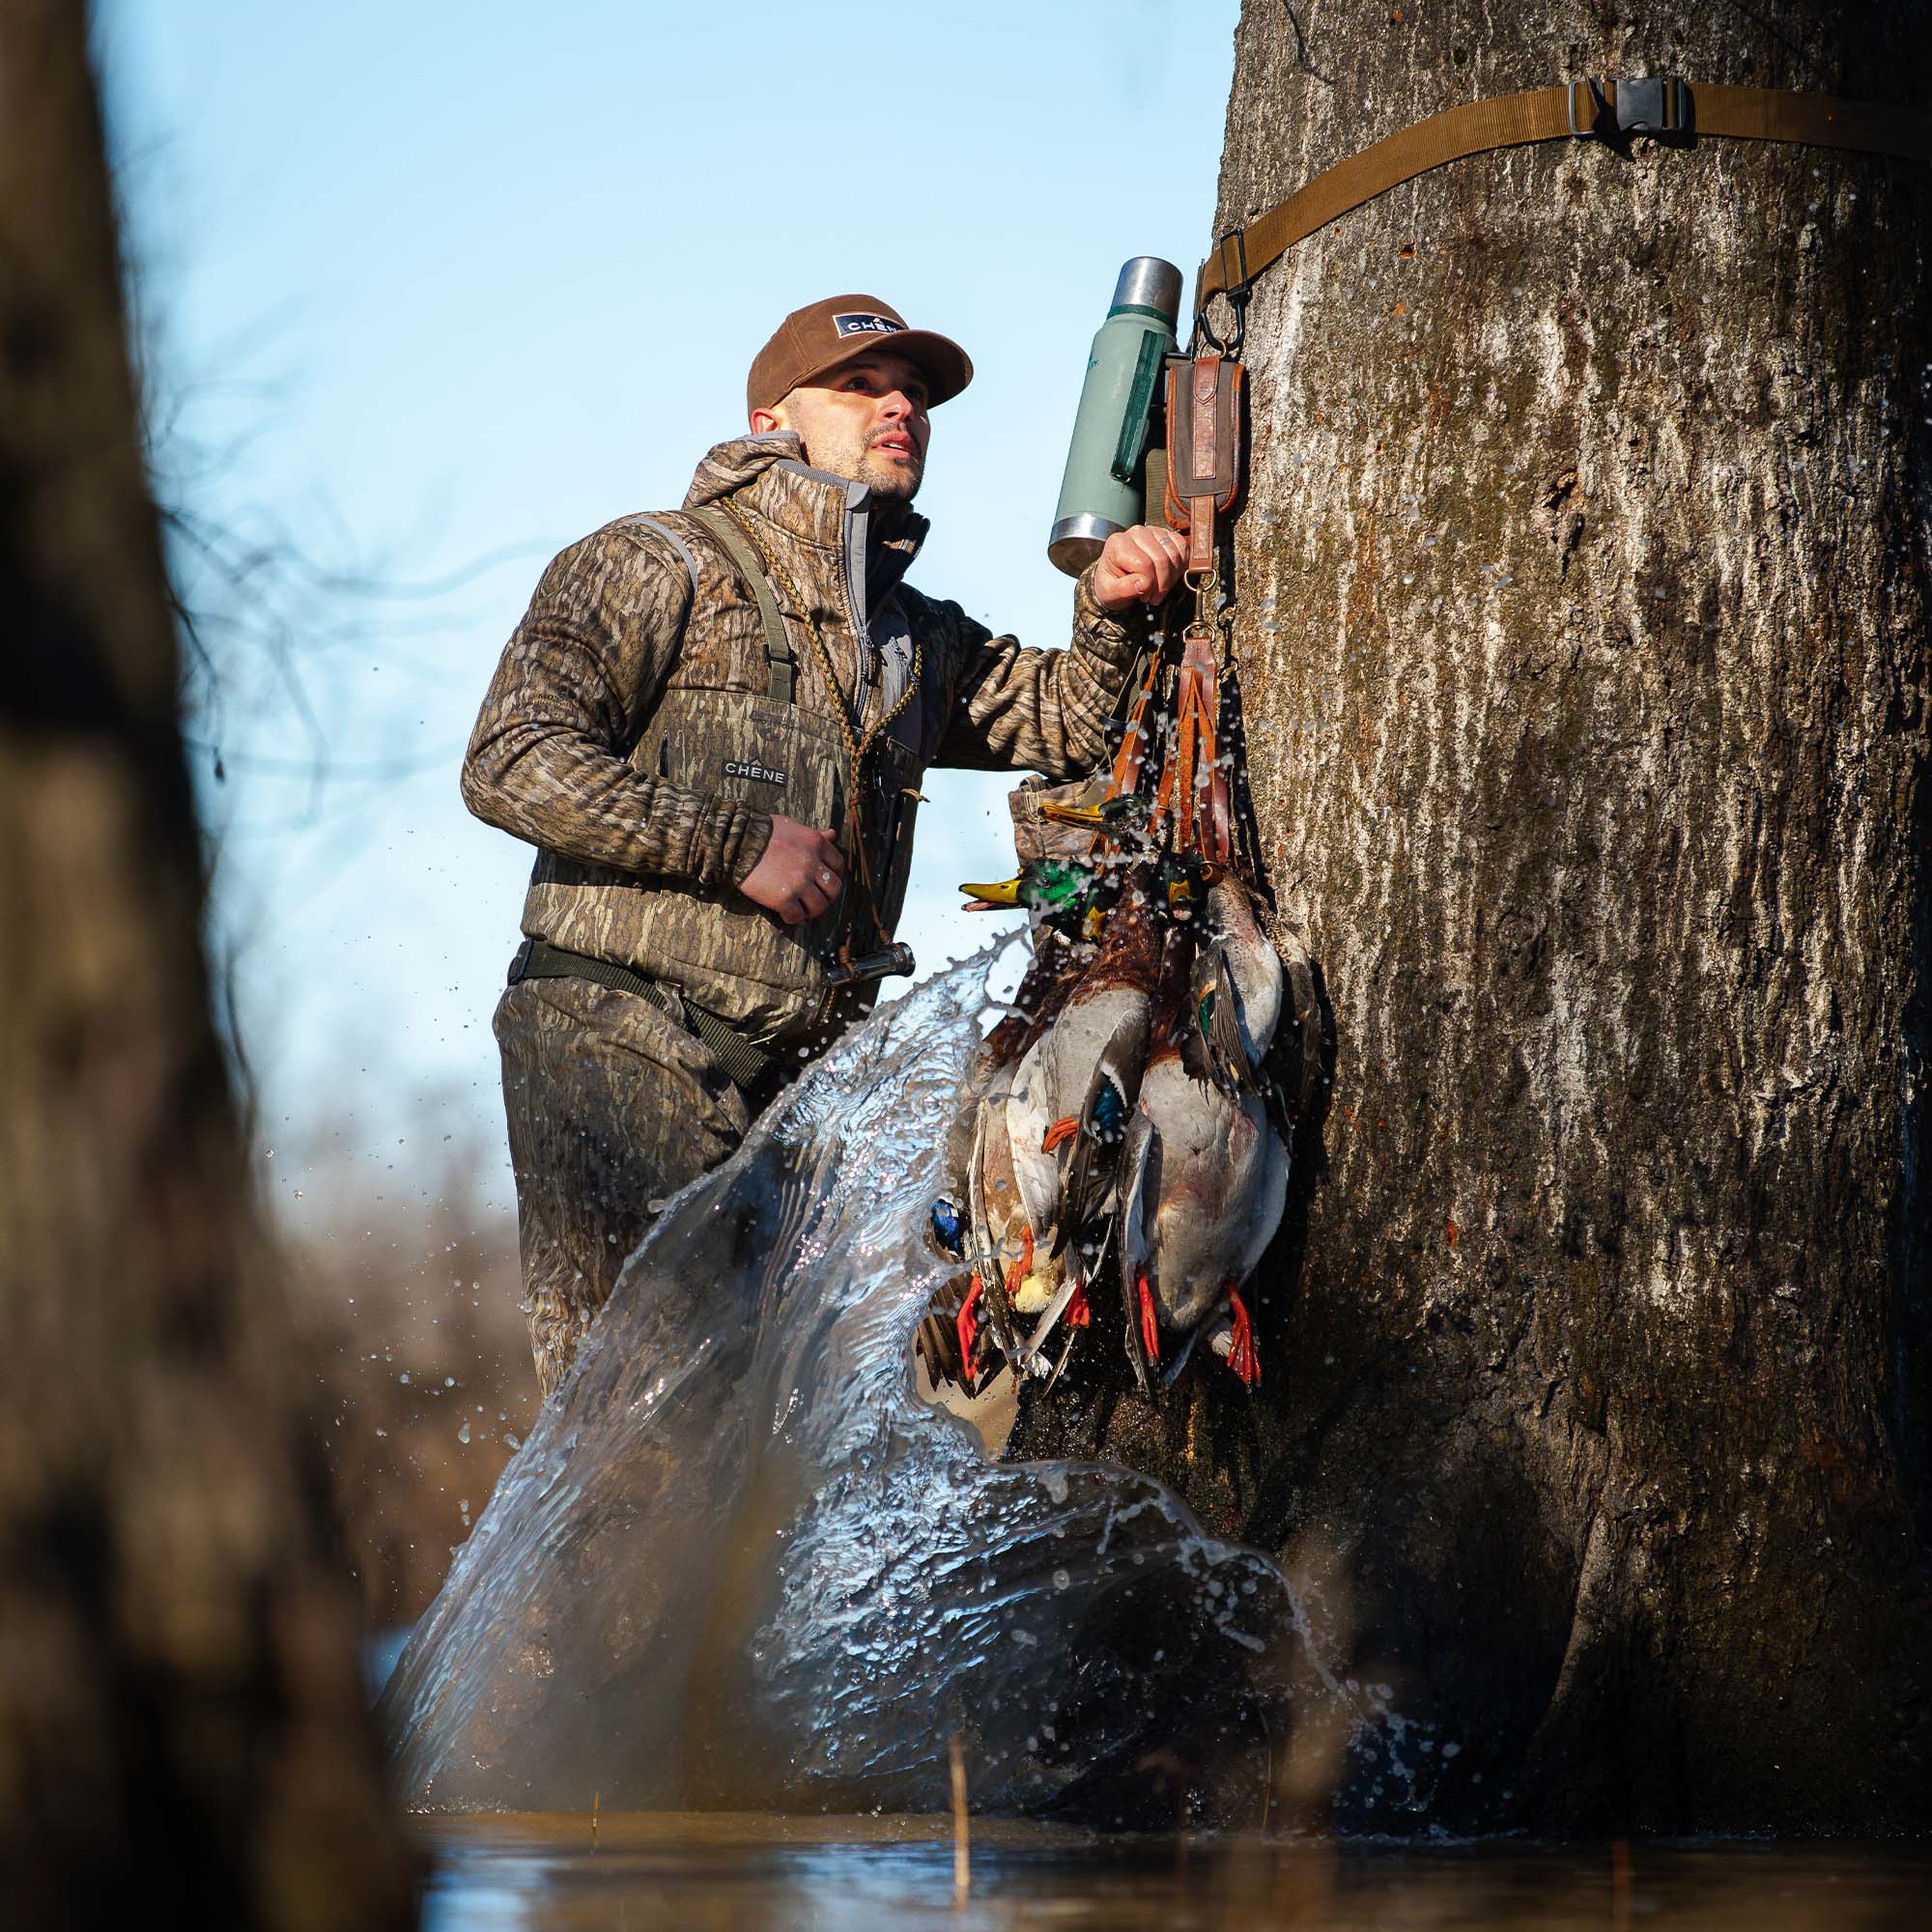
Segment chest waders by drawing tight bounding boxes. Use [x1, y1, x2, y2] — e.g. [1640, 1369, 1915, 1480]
[513, 498, 932, 1078]
[711, 500, 928, 977]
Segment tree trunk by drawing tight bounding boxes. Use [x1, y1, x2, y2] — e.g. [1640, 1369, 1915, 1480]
[1014, 0, 1932, 1834]
[0, 5, 415, 1920]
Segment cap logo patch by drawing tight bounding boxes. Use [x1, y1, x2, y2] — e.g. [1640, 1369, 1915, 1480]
[833, 312, 905, 338]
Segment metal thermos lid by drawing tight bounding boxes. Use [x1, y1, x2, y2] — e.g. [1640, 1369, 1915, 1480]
[1109, 256, 1183, 322]
[1048, 511, 1125, 576]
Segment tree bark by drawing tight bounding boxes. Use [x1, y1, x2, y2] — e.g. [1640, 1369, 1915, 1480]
[1014, 0, 1932, 1834]
[0, 5, 415, 1920]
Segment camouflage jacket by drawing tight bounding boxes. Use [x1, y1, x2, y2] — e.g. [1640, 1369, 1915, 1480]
[462, 432, 1139, 1044]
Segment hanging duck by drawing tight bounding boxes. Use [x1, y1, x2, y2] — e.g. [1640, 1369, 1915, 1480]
[1116, 923, 1288, 1391]
[1001, 867, 1167, 1378]
[1183, 873, 1283, 1101]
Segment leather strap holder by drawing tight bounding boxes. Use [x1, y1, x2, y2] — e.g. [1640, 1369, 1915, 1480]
[1173, 635, 1233, 866]
[1163, 354, 1245, 574]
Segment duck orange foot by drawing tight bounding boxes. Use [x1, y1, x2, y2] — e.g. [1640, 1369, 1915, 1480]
[1137, 1272, 1161, 1367]
[955, 1276, 984, 1393]
[1226, 1288, 1260, 1387]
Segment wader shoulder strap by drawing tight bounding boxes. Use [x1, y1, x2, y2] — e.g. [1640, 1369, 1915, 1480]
[1196, 79, 1932, 311]
[686, 503, 796, 704]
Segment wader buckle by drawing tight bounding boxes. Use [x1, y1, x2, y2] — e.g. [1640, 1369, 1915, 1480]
[1569, 75, 1692, 140]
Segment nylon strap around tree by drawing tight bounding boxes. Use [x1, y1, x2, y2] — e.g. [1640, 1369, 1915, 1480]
[1196, 79, 1932, 311]
[687, 503, 796, 703]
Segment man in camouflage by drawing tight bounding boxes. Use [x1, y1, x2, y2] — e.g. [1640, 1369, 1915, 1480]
[464, 294, 1185, 1397]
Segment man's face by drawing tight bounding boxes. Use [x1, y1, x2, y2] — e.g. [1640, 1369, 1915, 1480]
[760, 351, 932, 503]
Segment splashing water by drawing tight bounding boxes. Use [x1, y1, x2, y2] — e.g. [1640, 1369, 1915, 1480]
[381, 951, 1414, 1825]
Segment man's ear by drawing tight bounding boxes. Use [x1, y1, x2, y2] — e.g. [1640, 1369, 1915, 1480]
[750, 404, 785, 435]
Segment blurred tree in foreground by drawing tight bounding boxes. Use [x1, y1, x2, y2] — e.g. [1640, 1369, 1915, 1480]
[0, 4, 414, 1921]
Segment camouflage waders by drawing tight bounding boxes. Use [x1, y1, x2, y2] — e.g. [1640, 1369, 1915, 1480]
[494, 975, 758, 1398]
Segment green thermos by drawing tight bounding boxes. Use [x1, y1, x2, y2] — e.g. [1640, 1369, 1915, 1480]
[1047, 256, 1183, 577]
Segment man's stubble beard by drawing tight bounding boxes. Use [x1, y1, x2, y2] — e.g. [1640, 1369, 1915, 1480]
[855, 443, 923, 503]
[796, 415, 923, 506]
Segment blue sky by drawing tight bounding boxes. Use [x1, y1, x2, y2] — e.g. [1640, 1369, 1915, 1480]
[97, 0, 1241, 1220]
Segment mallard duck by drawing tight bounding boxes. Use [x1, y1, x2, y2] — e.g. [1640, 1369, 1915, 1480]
[959, 857, 1111, 941]
[1151, 849, 1218, 921]
[1117, 930, 1289, 1392]
[943, 921, 1090, 1193]
[953, 1074, 1031, 1393]
[975, 925, 1089, 1075]
[1002, 870, 1167, 1369]
[1184, 874, 1284, 1100]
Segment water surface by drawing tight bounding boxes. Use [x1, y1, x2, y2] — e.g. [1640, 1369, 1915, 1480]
[418, 1814, 1932, 1930]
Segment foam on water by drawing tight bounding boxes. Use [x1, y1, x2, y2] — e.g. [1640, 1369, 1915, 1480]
[381, 950, 1409, 1823]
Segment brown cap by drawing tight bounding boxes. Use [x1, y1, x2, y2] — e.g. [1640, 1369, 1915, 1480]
[747, 294, 973, 416]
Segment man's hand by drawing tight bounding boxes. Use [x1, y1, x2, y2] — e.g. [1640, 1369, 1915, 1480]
[740, 814, 847, 925]
[1092, 524, 1188, 612]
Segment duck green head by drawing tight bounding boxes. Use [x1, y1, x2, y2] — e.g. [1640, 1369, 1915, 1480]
[1153, 852, 1220, 918]
[959, 857, 1099, 915]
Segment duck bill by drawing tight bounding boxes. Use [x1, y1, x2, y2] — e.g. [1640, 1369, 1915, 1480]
[1041, 796, 1148, 832]
[1164, 863, 1224, 908]
[1018, 1270, 1084, 1371]
[959, 877, 1023, 908]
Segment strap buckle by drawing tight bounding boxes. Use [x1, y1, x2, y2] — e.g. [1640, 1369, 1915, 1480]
[1214, 226, 1249, 299]
[1613, 75, 1690, 136]
[1196, 229, 1250, 357]
[1566, 77, 1605, 137]
[1569, 74, 1692, 140]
